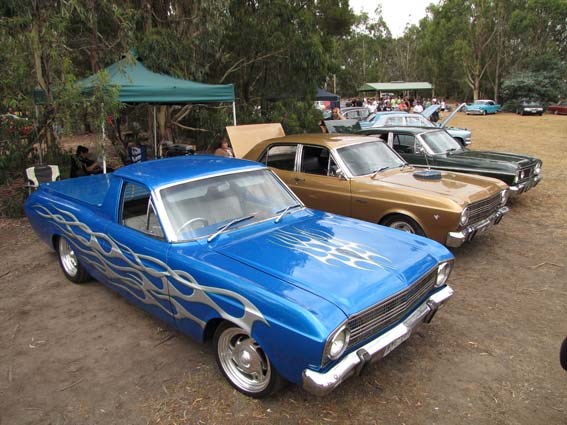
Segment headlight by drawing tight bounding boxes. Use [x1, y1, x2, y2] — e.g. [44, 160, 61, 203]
[436, 261, 453, 287]
[325, 325, 350, 361]
[500, 189, 509, 206]
[513, 172, 520, 184]
[534, 162, 542, 175]
[459, 207, 469, 226]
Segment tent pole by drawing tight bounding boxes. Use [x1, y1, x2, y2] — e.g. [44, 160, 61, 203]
[101, 102, 107, 174]
[232, 102, 237, 125]
[153, 106, 158, 158]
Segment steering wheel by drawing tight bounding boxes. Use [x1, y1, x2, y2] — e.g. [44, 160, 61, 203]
[176, 217, 209, 234]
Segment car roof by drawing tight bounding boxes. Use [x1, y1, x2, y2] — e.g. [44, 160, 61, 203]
[114, 155, 264, 190]
[263, 133, 382, 149]
[360, 126, 442, 135]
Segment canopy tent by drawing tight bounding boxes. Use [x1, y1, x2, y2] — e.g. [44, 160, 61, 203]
[358, 81, 434, 96]
[78, 55, 236, 169]
[316, 87, 340, 110]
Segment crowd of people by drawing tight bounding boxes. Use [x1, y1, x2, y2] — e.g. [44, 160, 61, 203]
[344, 96, 448, 114]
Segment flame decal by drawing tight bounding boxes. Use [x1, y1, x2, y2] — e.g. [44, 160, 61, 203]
[270, 221, 393, 272]
[34, 204, 266, 333]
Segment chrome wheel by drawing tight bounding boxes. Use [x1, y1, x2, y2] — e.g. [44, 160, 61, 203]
[216, 327, 271, 394]
[389, 221, 416, 233]
[59, 237, 78, 277]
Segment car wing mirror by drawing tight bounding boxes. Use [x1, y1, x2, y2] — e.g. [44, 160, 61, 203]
[415, 143, 424, 154]
[336, 169, 347, 180]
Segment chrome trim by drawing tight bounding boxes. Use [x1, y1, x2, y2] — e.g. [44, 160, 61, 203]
[509, 175, 542, 196]
[446, 206, 509, 247]
[415, 164, 516, 176]
[302, 285, 454, 396]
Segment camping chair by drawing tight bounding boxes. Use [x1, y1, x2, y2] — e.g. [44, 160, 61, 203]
[25, 165, 60, 194]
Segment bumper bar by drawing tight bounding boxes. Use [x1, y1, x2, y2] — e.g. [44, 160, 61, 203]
[302, 285, 454, 396]
[446, 206, 509, 248]
[510, 175, 542, 196]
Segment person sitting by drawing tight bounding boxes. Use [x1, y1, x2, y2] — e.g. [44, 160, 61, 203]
[71, 145, 103, 177]
[327, 107, 345, 120]
[214, 137, 234, 157]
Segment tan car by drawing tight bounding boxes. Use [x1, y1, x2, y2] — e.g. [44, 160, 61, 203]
[227, 124, 509, 247]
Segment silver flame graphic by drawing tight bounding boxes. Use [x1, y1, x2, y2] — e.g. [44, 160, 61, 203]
[34, 204, 266, 333]
[270, 222, 393, 271]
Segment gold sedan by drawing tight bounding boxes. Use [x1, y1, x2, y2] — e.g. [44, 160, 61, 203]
[227, 124, 509, 247]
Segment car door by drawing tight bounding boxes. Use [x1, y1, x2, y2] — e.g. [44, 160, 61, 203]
[391, 133, 429, 166]
[291, 144, 352, 216]
[261, 144, 298, 191]
[104, 180, 176, 328]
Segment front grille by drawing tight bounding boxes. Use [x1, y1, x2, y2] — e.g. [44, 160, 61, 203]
[347, 270, 437, 347]
[468, 193, 501, 224]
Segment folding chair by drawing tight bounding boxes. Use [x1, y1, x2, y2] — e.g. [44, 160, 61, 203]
[25, 165, 60, 194]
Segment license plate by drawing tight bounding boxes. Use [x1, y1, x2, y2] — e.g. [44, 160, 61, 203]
[383, 332, 411, 357]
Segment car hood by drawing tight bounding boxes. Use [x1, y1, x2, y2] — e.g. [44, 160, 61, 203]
[212, 211, 451, 316]
[439, 150, 537, 171]
[356, 168, 504, 205]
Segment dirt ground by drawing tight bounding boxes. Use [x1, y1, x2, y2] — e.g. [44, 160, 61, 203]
[1, 112, 566, 425]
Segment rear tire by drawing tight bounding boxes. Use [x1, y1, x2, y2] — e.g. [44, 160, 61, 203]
[57, 236, 90, 283]
[381, 214, 425, 236]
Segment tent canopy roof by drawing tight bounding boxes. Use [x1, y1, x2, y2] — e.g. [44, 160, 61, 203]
[358, 82, 434, 92]
[316, 87, 340, 101]
[78, 56, 235, 104]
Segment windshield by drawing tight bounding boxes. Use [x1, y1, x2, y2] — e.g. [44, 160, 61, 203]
[337, 140, 405, 176]
[160, 169, 300, 241]
[421, 130, 464, 154]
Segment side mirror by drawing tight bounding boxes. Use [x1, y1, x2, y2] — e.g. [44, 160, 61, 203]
[415, 143, 424, 154]
[336, 169, 347, 180]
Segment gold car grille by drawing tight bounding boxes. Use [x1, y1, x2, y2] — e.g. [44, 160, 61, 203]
[347, 270, 437, 347]
[468, 193, 501, 224]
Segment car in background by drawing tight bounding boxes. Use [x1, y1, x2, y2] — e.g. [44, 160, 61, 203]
[323, 106, 371, 121]
[357, 104, 472, 147]
[516, 100, 544, 116]
[547, 101, 567, 115]
[228, 123, 510, 248]
[358, 126, 542, 196]
[465, 100, 501, 115]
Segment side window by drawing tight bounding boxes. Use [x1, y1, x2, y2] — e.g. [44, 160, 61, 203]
[265, 145, 297, 171]
[393, 134, 416, 154]
[301, 146, 331, 176]
[121, 182, 164, 239]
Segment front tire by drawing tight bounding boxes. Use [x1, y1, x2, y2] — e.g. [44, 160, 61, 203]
[214, 322, 285, 398]
[57, 236, 90, 283]
[560, 337, 567, 371]
[381, 214, 425, 236]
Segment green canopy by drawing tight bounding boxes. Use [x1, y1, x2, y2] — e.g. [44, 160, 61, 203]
[78, 57, 235, 104]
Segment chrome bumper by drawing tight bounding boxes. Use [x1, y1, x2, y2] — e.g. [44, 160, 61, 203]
[302, 286, 454, 396]
[510, 175, 542, 196]
[446, 206, 509, 248]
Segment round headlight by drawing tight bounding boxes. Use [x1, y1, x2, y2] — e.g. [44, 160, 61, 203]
[513, 172, 520, 184]
[500, 189, 509, 206]
[436, 261, 453, 287]
[459, 207, 469, 226]
[327, 326, 350, 360]
[534, 162, 542, 175]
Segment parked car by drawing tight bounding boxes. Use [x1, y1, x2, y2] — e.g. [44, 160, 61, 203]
[547, 101, 567, 115]
[516, 99, 544, 116]
[358, 126, 542, 196]
[561, 337, 567, 371]
[323, 106, 371, 121]
[355, 104, 472, 146]
[25, 156, 455, 398]
[228, 124, 509, 248]
[465, 100, 501, 115]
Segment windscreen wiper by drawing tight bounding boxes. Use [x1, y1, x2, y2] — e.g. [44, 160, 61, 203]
[207, 214, 255, 242]
[275, 204, 303, 223]
[371, 166, 390, 178]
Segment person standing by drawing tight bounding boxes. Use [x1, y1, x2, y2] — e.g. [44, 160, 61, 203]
[214, 137, 234, 157]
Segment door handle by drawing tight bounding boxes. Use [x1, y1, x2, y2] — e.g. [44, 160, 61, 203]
[355, 199, 368, 204]
[294, 177, 305, 183]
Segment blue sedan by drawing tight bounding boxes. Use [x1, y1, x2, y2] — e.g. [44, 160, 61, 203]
[465, 99, 501, 115]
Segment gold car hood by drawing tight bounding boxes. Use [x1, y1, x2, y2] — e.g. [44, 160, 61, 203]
[359, 168, 505, 205]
